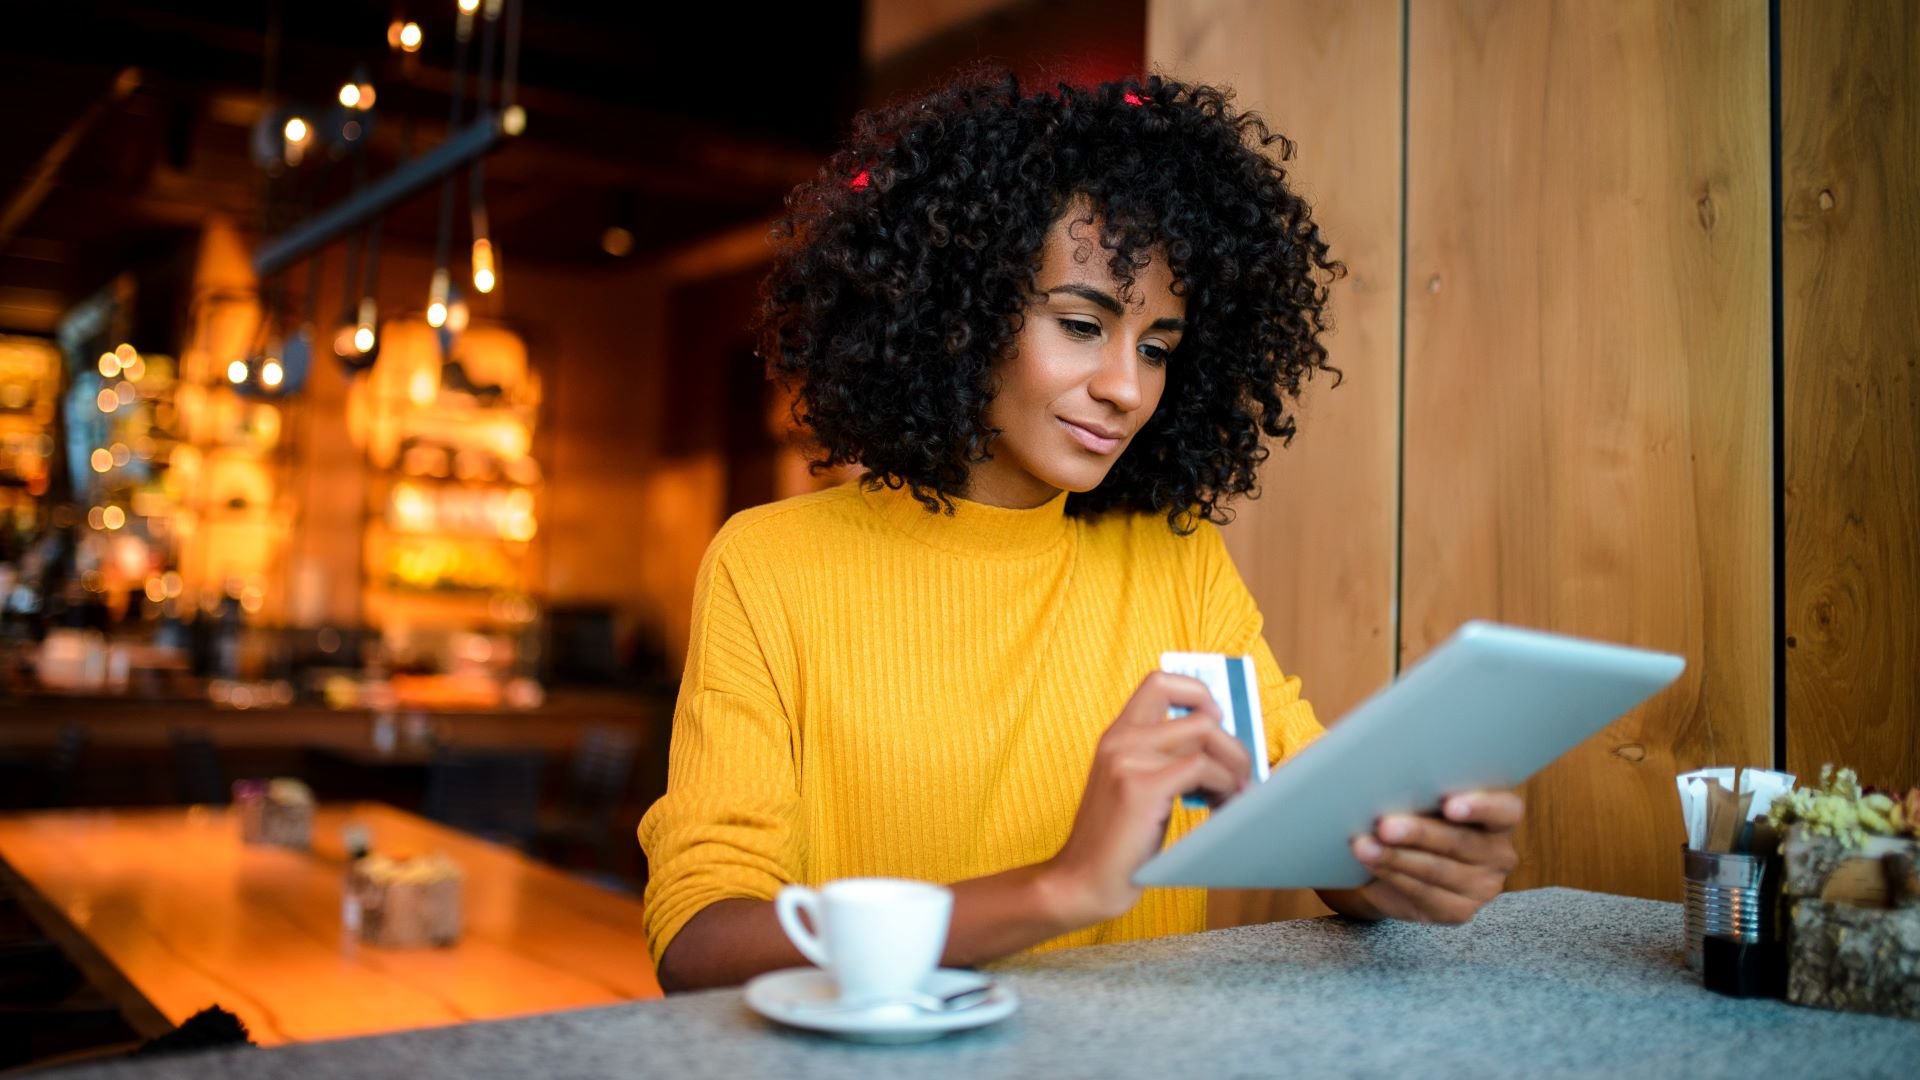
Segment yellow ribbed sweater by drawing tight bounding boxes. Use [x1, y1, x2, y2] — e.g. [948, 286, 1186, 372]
[637, 481, 1324, 968]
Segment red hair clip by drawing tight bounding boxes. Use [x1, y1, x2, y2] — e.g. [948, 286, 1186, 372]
[849, 169, 871, 191]
[1123, 90, 1146, 106]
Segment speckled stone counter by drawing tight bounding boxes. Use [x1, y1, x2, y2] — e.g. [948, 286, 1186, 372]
[55, 889, 1920, 1079]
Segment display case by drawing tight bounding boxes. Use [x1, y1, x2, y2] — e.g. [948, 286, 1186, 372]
[349, 319, 543, 709]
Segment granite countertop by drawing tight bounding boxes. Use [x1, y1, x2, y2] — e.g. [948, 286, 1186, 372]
[57, 888, 1920, 1079]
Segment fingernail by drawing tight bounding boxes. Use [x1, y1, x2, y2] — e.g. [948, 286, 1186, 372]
[1354, 836, 1382, 863]
[1380, 817, 1412, 843]
[1445, 797, 1471, 821]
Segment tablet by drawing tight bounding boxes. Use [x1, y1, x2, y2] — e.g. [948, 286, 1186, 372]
[1133, 621, 1685, 889]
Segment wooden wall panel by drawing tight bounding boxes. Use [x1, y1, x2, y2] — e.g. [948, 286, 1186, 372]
[1780, 0, 1920, 791]
[1147, 0, 1403, 927]
[1401, 1, 1772, 901]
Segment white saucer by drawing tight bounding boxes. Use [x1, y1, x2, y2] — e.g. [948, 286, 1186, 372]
[743, 967, 1018, 1044]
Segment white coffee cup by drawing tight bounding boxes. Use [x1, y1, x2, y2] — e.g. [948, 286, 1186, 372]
[774, 878, 953, 1006]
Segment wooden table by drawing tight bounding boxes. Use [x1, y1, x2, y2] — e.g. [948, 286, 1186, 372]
[0, 803, 662, 1046]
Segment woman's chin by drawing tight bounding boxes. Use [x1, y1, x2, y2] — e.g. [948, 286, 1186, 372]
[1037, 461, 1120, 496]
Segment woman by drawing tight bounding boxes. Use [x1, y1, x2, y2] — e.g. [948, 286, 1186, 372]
[639, 73, 1523, 992]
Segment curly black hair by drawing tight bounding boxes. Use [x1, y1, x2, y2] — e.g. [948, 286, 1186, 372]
[756, 70, 1344, 530]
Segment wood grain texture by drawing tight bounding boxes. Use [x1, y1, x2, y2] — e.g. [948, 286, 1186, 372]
[0, 804, 661, 1046]
[1147, 0, 1403, 927]
[1400, 1, 1773, 901]
[1780, 0, 1920, 792]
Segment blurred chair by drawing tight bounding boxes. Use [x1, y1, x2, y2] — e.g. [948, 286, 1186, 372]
[0, 751, 32, 812]
[542, 605, 622, 686]
[423, 749, 547, 849]
[0, 874, 68, 1002]
[534, 727, 639, 874]
[40, 725, 88, 808]
[167, 730, 228, 806]
[0, 862, 148, 1069]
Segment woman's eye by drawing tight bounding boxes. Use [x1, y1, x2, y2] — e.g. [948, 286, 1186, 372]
[1139, 343, 1171, 367]
[1058, 319, 1100, 340]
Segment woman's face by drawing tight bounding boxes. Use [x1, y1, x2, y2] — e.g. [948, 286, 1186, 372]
[968, 208, 1188, 509]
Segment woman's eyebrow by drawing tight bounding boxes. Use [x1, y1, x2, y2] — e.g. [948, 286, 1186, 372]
[1047, 283, 1125, 315]
[1046, 284, 1187, 332]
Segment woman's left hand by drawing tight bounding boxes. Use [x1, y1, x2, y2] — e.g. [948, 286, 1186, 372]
[1345, 791, 1524, 925]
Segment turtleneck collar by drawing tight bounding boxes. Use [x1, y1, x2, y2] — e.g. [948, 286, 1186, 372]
[860, 480, 1072, 559]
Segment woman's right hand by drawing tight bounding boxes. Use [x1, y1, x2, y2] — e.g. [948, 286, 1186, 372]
[660, 673, 1253, 991]
[1042, 671, 1253, 926]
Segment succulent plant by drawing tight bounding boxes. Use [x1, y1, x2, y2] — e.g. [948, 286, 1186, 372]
[1769, 765, 1920, 848]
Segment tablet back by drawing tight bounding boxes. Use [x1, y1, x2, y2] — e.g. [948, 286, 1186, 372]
[1134, 621, 1686, 889]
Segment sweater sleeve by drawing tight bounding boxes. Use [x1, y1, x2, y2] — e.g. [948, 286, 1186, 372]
[637, 541, 803, 968]
[1192, 523, 1326, 767]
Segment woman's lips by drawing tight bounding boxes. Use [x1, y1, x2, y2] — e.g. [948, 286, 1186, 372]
[1058, 417, 1123, 454]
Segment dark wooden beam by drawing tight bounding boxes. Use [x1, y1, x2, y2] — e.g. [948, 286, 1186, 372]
[0, 68, 141, 249]
[252, 114, 510, 276]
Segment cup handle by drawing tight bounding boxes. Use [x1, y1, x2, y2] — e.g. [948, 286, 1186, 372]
[774, 885, 831, 969]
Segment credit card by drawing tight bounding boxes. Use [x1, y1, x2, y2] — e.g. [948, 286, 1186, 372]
[1160, 652, 1268, 808]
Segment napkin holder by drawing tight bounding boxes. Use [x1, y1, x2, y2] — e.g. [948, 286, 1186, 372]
[233, 779, 314, 851]
[347, 854, 463, 949]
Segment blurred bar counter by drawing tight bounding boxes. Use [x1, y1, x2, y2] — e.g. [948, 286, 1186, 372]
[0, 688, 669, 817]
[1, 687, 664, 745]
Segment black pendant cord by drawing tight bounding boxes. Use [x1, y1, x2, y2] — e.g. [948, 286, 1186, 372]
[340, 141, 368, 325]
[260, 0, 281, 120]
[469, 1, 501, 251]
[502, 0, 522, 111]
[282, 159, 322, 337]
[362, 214, 384, 305]
[367, 118, 417, 312]
[432, 10, 476, 286]
[299, 242, 322, 329]
[254, 278, 283, 357]
[256, 0, 284, 249]
[256, 161, 313, 354]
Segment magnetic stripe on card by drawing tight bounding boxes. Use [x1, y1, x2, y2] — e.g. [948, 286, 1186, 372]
[1225, 656, 1261, 769]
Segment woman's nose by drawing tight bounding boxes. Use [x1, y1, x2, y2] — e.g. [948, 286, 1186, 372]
[1087, 343, 1143, 412]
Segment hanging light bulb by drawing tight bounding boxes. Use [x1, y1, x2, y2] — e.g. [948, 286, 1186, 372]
[227, 359, 250, 385]
[340, 64, 377, 110]
[282, 115, 311, 167]
[397, 21, 423, 52]
[457, 0, 481, 12]
[471, 238, 497, 294]
[426, 268, 450, 328]
[447, 291, 471, 333]
[261, 360, 286, 389]
[354, 297, 379, 355]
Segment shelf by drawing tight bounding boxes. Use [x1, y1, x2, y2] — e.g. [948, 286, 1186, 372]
[363, 586, 538, 629]
[363, 522, 535, 544]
